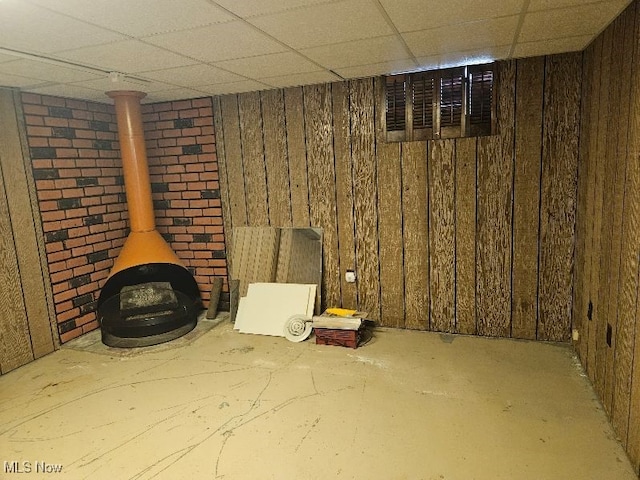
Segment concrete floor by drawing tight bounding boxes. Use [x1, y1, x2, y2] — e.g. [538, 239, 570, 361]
[0, 315, 637, 480]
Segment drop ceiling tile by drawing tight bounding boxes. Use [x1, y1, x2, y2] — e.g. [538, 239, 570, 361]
[379, 0, 525, 33]
[212, 0, 341, 18]
[403, 16, 519, 58]
[140, 64, 245, 87]
[528, 0, 629, 12]
[248, 0, 393, 49]
[0, 59, 103, 83]
[198, 80, 271, 96]
[0, 72, 48, 89]
[54, 41, 197, 74]
[333, 58, 418, 79]
[25, 83, 106, 103]
[143, 88, 211, 103]
[415, 45, 511, 71]
[260, 70, 341, 88]
[215, 52, 321, 78]
[519, 3, 624, 43]
[0, 1, 126, 54]
[71, 76, 173, 94]
[144, 21, 287, 62]
[27, 0, 235, 37]
[300, 35, 411, 69]
[0, 52, 20, 63]
[513, 35, 593, 58]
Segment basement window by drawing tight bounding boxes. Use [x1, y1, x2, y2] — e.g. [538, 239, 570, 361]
[384, 63, 496, 142]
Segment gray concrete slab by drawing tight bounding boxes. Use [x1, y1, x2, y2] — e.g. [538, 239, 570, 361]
[0, 317, 636, 480]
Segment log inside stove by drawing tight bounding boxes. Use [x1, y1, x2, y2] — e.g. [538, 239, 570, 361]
[99, 277, 199, 348]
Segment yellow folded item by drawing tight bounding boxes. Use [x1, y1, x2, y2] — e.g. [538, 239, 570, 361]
[325, 307, 358, 317]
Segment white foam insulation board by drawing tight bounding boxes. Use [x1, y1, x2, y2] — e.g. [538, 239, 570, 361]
[234, 283, 316, 337]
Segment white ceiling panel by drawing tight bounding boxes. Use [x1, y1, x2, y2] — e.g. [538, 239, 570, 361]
[27, 83, 106, 102]
[144, 21, 288, 63]
[215, 52, 321, 78]
[248, 0, 394, 49]
[27, 0, 235, 37]
[0, 72, 48, 89]
[300, 35, 411, 69]
[260, 70, 341, 88]
[513, 35, 594, 58]
[0, 59, 103, 84]
[519, 2, 625, 43]
[54, 41, 197, 74]
[0, 0, 631, 102]
[380, 0, 525, 33]
[135, 88, 209, 103]
[213, 0, 341, 18]
[140, 64, 246, 87]
[403, 17, 520, 58]
[70, 77, 173, 94]
[0, 1, 125, 54]
[528, 0, 628, 12]
[0, 52, 21, 63]
[198, 80, 271, 96]
[333, 59, 419, 79]
[415, 45, 512, 71]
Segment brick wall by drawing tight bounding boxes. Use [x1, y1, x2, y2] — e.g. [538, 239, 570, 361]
[22, 93, 228, 344]
[142, 97, 228, 311]
[22, 93, 126, 343]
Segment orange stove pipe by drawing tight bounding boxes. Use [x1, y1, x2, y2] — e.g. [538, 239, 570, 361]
[107, 90, 155, 232]
[105, 90, 184, 278]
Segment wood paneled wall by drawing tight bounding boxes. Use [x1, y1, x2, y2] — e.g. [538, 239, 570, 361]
[213, 53, 582, 341]
[0, 88, 56, 374]
[573, 1, 640, 472]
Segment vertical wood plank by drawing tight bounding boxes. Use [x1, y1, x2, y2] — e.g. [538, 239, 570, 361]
[231, 226, 280, 297]
[238, 92, 269, 226]
[612, 0, 640, 446]
[455, 137, 477, 335]
[605, 11, 634, 416]
[284, 87, 311, 228]
[0, 161, 33, 374]
[303, 84, 341, 309]
[512, 56, 544, 340]
[402, 141, 429, 330]
[0, 90, 55, 359]
[261, 89, 292, 227]
[332, 81, 358, 309]
[213, 96, 235, 268]
[614, 121, 640, 448]
[596, 16, 623, 412]
[428, 139, 456, 332]
[591, 27, 613, 396]
[219, 95, 248, 232]
[375, 78, 405, 328]
[628, 271, 640, 470]
[612, 1, 640, 459]
[538, 53, 582, 342]
[585, 34, 605, 382]
[349, 78, 380, 322]
[574, 44, 595, 367]
[476, 60, 515, 337]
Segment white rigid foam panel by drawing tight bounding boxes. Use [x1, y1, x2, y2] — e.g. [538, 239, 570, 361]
[234, 283, 316, 336]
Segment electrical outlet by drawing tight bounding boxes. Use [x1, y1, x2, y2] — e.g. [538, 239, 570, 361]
[345, 270, 356, 283]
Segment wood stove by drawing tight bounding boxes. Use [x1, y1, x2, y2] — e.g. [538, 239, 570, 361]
[97, 91, 201, 347]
